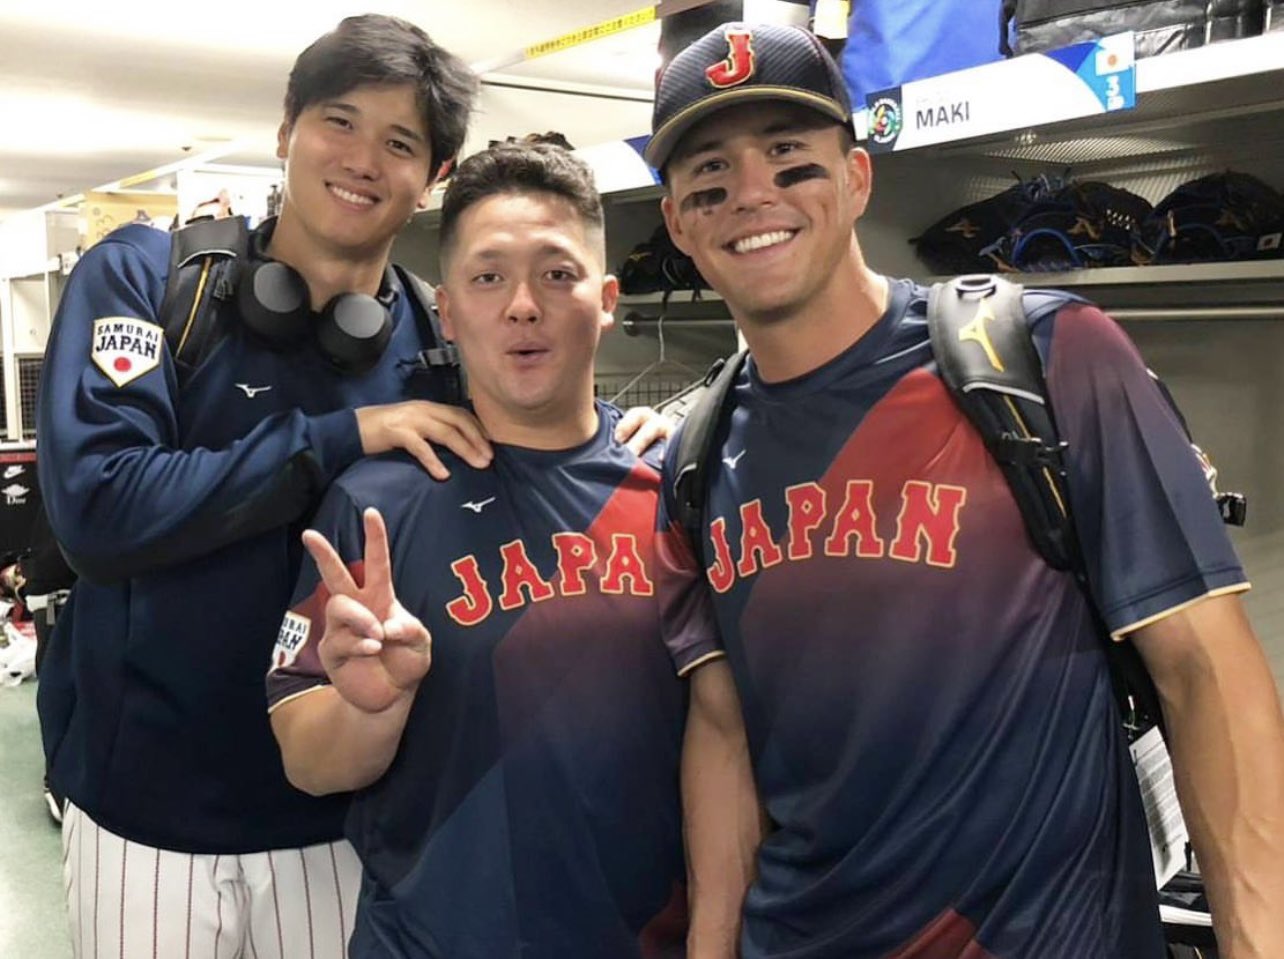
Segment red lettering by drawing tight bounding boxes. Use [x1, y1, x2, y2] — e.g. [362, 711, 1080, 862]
[601, 534, 654, 596]
[706, 518, 736, 594]
[705, 29, 756, 88]
[784, 482, 826, 561]
[445, 556, 493, 627]
[889, 482, 967, 567]
[552, 532, 596, 597]
[737, 499, 784, 578]
[824, 480, 885, 558]
[498, 540, 555, 611]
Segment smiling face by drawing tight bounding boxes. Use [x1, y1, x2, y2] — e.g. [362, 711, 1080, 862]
[436, 190, 618, 449]
[274, 82, 438, 265]
[661, 101, 871, 327]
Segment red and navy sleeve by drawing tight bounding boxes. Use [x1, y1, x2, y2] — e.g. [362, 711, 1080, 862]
[1040, 302, 1248, 637]
[656, 426, 724, 676]
[265, 481, 367, 710]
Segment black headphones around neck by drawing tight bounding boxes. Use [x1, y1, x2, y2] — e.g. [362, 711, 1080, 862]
[236, 223, 394, 375]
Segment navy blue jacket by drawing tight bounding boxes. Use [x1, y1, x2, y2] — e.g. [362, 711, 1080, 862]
[37, 223, 448, 853]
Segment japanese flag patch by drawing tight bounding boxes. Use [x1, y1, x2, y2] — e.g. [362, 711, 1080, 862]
[91, 317, 163, 387]
[272, 611, 312, 671]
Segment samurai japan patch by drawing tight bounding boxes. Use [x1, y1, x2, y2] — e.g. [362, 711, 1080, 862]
[273, 611, 312, 671]
[91, 317, 163, 387]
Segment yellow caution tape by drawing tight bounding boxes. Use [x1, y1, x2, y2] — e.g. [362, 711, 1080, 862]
[522, 7, 657, 60]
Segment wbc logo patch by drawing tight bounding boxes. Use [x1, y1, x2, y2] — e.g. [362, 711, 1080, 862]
[91, 317, 163, 387]
[706, 29, 755, 88]
[272, 612, 311, 671]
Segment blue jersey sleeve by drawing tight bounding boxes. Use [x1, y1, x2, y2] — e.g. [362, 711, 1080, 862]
[36, 226, 364, 583]
[265, 480, 368, 708]
[1041, 302, 1248, 636]
[657, 423, 724, 676]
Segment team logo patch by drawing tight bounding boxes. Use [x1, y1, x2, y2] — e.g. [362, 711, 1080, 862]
[706, 28, 755, 88]
[868, 96, 903, 147]
[91, 317, 163, 387]
[272, 612, 311, 671]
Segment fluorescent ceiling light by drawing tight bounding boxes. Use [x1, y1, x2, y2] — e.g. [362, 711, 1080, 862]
[0, 94, 194, 158]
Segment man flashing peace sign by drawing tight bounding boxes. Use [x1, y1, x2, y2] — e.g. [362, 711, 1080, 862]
[268, 144, 709, 958]
[278, 509, 433, 793]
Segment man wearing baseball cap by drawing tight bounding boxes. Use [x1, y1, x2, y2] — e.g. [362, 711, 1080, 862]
[651, 21, 1284, 959]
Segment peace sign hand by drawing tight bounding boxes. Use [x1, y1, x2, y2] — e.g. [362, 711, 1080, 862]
[301, 508, 432, 715]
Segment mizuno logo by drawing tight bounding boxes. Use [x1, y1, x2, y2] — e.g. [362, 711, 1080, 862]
[235, 384, 273, 398]
[461, 497, 496, 514]
[723, 450, 747, 470]
[1067, 216, 1102, 240]
[958, 300, 1005, 374]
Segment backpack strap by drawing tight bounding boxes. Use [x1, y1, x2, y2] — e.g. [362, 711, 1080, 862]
[928, 274, 1078, 571]
[158, 216, 249, 383]
[671, 350, 749, 568]
[28, 218, 249, 597]
[927, 273, 1165, 734]
[393, 266, 463, 405]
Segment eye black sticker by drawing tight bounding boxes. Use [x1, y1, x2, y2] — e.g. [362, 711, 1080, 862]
[680, 188, 728, 214]
[775, 164, 829, 189]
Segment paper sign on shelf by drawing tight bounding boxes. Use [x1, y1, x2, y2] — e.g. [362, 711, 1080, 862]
[865, 33, 1137, 154]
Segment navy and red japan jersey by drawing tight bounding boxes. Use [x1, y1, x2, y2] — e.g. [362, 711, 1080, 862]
[268, 402, 691, 959]
[660, 279, 1247, 959]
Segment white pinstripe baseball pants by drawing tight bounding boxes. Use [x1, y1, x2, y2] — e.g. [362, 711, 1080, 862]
[60, 802, 362, 959]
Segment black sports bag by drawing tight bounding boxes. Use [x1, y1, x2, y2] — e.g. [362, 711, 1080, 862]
[1000, 0, 1263, 58]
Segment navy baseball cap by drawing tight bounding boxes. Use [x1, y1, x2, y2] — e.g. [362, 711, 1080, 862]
[645, 22, 855, 172]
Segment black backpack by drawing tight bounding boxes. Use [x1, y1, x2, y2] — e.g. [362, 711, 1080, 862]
[670, 274, 1246, 737]
[24, 216, 461, 596]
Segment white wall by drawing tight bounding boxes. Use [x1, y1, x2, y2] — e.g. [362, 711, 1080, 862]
[1127, 320, 1284, 690]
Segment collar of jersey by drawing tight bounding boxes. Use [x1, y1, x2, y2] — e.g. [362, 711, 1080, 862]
[486, 399, 615, 465]
[745, 276, 916, 402]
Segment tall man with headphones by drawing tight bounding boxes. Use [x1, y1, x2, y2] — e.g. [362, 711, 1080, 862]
[34, 16, 667, 959]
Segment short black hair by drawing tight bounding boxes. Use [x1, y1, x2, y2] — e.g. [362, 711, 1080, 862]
[285, 14, 477, 173]
[439, 143, 604, 267]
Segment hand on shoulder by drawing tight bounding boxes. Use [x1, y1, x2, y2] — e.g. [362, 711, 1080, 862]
[355, 401, 493, 480]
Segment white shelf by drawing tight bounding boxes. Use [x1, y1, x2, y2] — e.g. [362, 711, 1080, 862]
[1008, 261, 1284, 315]
[1137, 29, 1284, 93]
[620, 261, 1284, 320]
[972, 260, 1284, 289]
[1, 258, 61, 283]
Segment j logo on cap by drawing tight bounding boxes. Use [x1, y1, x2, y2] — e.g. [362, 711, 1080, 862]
[645, 22, 856, 172]
[706, 29, 756, 88]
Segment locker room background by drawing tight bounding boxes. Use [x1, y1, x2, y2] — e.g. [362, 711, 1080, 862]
[3, 3, 1284, 957]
